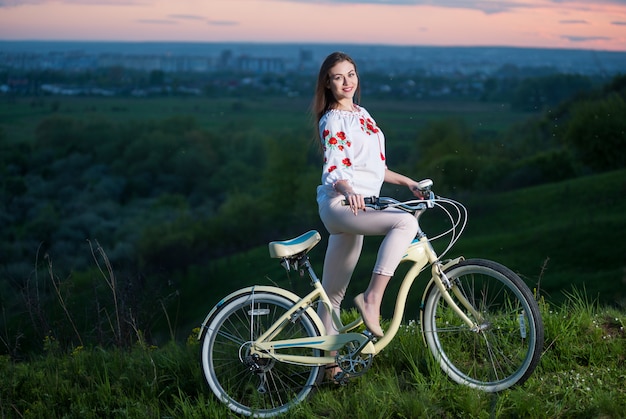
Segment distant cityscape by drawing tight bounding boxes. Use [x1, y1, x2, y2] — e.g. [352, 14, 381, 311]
[1, 41, 625, 98]
[2, 41, 625, 75]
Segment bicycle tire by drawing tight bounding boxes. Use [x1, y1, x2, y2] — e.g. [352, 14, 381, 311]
[200, 291, 324, 417]
[422, 259, 544, 392]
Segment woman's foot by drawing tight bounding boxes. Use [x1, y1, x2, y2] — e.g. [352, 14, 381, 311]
[325, 365, 343, 384]
[354, 293, 384, 337]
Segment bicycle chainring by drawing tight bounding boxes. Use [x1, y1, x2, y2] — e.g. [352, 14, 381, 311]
[335, 340, 373, 378]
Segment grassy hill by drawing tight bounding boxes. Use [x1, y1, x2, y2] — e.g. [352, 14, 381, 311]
[455, 169, 626, 306]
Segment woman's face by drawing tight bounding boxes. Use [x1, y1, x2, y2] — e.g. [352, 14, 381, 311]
[327, 60, 358, 102]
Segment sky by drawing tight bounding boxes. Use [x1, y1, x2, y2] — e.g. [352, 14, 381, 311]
[0, 0, 625, 51]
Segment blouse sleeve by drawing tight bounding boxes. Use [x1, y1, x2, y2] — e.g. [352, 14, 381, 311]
[320, 112, 355, 190]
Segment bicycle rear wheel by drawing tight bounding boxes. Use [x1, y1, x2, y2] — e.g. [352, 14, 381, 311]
[422, 259, 543, 392]
[200, 291, 323, 417]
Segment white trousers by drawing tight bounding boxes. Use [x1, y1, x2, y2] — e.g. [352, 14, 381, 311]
[317, 196, 418, 334]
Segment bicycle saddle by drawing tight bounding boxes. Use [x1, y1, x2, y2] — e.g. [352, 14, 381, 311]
[268, 230, 321, 258]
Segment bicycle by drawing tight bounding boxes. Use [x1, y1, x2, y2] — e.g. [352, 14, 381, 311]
[198, 179, 544, 417]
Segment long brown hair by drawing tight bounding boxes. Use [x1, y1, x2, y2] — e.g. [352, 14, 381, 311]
[312, 52, 361, 123]
[311, 52, 361, 152]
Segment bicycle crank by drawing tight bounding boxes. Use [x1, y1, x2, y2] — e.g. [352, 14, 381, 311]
[335, 339, 373, 380]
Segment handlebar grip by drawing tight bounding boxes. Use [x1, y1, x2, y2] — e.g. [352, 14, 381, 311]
[412, 178, 433, 192]
[341, 196, 377, 206]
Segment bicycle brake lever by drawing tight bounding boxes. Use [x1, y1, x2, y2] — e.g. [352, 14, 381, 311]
[426, 191, 435, 208]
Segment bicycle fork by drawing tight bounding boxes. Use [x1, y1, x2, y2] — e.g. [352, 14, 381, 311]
[430, 261, 485, 331]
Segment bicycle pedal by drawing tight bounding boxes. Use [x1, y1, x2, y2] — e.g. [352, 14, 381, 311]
[332, 372, 350, 386]
[337, 377, 349, 386]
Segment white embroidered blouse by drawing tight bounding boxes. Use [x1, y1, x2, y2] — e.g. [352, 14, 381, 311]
[316, 105, 387, 204]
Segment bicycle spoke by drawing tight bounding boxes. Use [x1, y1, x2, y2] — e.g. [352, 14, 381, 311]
[201, 292, 323, 417]
[423, 260, 543, 392]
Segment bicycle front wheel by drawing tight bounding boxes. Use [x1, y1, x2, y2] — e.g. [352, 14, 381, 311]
[422, 259, 543, 392]
[200, 291, 323, 417]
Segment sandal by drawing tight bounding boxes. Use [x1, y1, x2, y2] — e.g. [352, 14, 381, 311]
[324, 364, 344, 384]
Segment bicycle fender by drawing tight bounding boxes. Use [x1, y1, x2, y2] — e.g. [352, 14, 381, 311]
[197, 285, 325, 340]
[419, 257, 465, 344]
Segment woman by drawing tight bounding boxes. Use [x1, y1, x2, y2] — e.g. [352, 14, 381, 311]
[313, 51, 424, 340]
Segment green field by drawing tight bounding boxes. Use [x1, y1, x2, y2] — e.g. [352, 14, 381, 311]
[0, 95, 532, 144]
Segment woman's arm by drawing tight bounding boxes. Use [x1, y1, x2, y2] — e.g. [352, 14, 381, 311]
[384, 168, 424, 197]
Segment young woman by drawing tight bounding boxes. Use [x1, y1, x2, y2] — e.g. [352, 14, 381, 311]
[313, 51, 425, 340]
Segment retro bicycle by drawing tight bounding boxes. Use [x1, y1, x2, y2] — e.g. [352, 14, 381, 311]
[198, 179, 544, 417]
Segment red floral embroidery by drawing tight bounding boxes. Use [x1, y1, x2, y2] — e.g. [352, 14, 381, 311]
[323, 127, 354, 172]
[359, 117, 379, 135]
[323, 130, 350, 150]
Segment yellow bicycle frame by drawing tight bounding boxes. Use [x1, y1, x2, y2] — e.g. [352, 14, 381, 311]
[198, 236, 480, 366]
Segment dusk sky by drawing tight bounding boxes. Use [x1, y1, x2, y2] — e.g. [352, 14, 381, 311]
[1, 0, 625, 51]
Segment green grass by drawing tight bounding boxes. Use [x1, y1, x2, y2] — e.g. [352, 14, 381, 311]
[2, 294, 624, 418]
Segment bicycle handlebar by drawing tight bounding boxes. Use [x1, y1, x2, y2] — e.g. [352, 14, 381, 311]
[339, 178, 467, 260]
[342, 178, 435, 212]
[360, 196, 435, 212]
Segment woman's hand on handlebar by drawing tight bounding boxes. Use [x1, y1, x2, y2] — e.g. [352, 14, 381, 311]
[409, 181, 427, 199]
[334, 180, 366, 215]
[344, 192, 366, 215]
